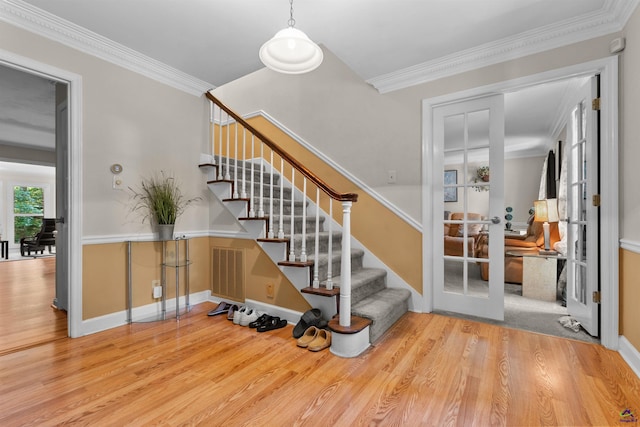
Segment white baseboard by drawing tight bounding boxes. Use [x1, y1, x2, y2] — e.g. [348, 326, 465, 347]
[81, 290, 210, 336]
[619, 335, 640, 380]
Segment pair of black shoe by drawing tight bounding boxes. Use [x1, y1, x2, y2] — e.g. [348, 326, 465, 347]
[250, 314, 287, 332]
[292, 308, 327, 338]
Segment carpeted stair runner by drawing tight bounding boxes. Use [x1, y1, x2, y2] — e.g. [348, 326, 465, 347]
[204, 158, 410, 343]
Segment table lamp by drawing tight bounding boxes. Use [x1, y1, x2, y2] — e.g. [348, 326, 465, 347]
[534, 199, 559, 255]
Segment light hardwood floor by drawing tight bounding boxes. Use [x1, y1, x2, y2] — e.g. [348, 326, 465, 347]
[1, 301, 639, 426]
[0, 257, 67, 355]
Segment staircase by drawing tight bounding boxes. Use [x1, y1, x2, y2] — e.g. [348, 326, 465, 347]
[203, 93, 411, 355]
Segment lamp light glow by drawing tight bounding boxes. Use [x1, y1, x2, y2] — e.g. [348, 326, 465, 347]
[534, 199, 559, 254]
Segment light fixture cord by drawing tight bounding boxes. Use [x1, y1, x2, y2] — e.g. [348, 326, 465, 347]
[288, 0, 296, 28]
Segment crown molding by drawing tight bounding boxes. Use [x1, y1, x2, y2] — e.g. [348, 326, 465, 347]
[0, 0, 214, 96]
[368, 0, 637, 94]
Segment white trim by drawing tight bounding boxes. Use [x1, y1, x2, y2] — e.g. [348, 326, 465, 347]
[619, 336, 640, 380]
[368, 0, 638, 93]
[82, 291, 210, 336]
[81, 229, 252, 245]
[0, 49, 84, 339]
[620, 238, 640, 253]
[243, 110, 422, 232]
[0, 0, 212, 96]
[422, 56, 619, 350]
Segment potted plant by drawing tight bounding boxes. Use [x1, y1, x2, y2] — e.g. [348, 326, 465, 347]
[476, 166, 490, 182]
[130, 171, 200, 240]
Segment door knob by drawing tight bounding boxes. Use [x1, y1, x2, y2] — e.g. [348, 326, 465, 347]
[491, 216, 501, 224]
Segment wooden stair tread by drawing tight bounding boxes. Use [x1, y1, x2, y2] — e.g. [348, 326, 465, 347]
[257, 238, 289, 243]
[328, 315, 372, 334]
[301, 286, 340, 297]
[278, 260, 313, 267]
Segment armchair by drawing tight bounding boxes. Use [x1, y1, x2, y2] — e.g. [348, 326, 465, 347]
[20, 218, 56, 256]
[444, 212, 485, 257]
[479, 215, 560, 283]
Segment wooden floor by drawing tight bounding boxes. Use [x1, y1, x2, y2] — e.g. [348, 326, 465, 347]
[1, 302, 639, 426]
[0, 257, 67, 355]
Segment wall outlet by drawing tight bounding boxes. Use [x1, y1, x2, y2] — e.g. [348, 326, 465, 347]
[266, 282, 275, 298]
[152, 280, 162, 298]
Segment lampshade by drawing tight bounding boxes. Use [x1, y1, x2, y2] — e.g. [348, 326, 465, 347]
[259, 27, 323, 74]
[534, 199, 559, 223]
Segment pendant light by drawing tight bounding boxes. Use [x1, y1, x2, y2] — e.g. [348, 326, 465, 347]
[259, 0, 323, 74]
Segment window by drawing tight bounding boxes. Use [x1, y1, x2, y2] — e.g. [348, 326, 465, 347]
[13, 185, 45, 244]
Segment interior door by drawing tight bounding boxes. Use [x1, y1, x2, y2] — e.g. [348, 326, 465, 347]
[566, 76, 599, 336]
[53, 84, 69, 312]
[433, 95, 505, 320]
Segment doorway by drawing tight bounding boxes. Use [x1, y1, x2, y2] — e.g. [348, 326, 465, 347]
[422, 57, 619, 349]
[0, 51, 84, 345]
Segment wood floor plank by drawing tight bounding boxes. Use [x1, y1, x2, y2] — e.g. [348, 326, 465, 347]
[1, 301, 640, 426]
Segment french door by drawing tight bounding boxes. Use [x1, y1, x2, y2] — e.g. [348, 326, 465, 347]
[433, 95, 505, 320]
[566, 76, 599, 336]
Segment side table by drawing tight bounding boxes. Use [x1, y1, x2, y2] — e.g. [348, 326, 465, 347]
[506, 250, 565, 302]
[1, 240, 8, 260]
[127, 238, 191, 323]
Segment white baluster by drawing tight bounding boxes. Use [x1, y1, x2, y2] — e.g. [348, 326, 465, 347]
[312, 188, 320, 288]
[267, 150, 275, 238]
[249, 135, 255, 218]
[209, 102, 214, 162]
[224, 116, 231, 180]
[339, 201, 352, 327]
[233, 123, 239, 198]
[217, 108, 223, 180]
[241, 128, 247, 199]
[258, 143, 265, 217]
[277, 158, 284, 239]
[326, 199, 333, 289]
[288, 170, 296, 262]
[300, 178, 307, 262]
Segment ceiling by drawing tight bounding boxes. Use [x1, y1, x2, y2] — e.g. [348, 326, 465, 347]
[17, 0, 615, 88]
[0, 0, 633, 156]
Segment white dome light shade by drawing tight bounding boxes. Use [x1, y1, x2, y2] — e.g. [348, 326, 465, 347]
[259, 27, 323, 74]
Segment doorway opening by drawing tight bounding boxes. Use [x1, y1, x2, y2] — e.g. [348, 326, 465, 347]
[0, 52, 83, 350]
[423, 57, 619, 349]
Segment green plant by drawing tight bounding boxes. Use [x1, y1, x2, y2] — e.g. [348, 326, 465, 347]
[130, 171, 200, 225]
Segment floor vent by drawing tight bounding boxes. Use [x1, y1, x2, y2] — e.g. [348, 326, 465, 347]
[211, 247, 245, 301]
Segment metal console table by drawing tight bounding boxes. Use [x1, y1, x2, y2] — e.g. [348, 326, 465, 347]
[127, 238, 191, 323]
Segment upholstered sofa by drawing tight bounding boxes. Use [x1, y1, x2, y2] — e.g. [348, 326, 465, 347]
[479, 215, 560, 284]
[444, 212, 485, 257]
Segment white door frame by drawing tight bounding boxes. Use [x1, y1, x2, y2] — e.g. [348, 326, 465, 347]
[422, 56, 619, 350]
[0, 48, 84, 339]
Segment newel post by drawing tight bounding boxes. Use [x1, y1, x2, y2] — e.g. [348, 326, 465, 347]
[339, 201, 352, 327]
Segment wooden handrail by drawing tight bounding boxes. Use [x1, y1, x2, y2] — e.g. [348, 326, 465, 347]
[206, 92, 358, 203]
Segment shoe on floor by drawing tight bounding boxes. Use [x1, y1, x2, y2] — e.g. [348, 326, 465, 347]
[240, 309, 264, 327]
[207, 301, 230, 316]
[249, 314, 271, 328]
[257, 316, 287, 332]
[293, 308, 323, 338]
[296, 326, 319, 348]
[233, 306, 249, 324]
[227, 304, 239, 321]
[308, 329, 331, 352]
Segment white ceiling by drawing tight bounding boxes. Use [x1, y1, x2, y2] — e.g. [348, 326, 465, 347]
[0, 0, 633, 156]
[19, 0, 613, 88]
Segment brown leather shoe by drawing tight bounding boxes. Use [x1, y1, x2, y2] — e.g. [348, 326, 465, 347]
[307, 329, 331, 352]
[296, 326, 319, 348]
